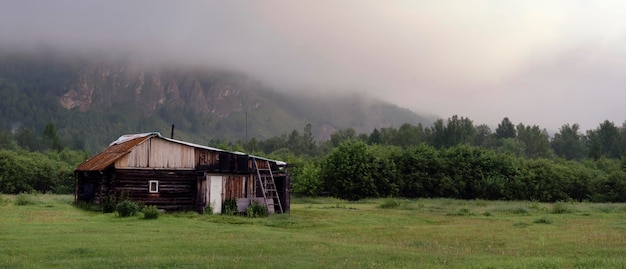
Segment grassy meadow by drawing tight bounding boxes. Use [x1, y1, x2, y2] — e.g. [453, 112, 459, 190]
[1, 194, 626, 268]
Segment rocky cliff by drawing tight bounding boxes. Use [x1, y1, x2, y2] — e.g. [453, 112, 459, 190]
[58, 61, 261, 118]
[0, 51, 432, 152]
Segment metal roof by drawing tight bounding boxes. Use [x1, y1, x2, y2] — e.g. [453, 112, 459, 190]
[159, 135, 286, 165]
[75, 133, 155, 171]
[75, 132, 286, 171]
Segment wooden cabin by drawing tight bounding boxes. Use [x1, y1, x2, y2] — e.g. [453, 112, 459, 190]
[74, 132, 290, 214]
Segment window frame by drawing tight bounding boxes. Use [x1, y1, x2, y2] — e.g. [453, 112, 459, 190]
[149, 180, 159, 193]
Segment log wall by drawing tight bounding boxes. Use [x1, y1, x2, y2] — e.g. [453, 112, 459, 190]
[75, 171, 111, 204]
[111, 169, 202, 211]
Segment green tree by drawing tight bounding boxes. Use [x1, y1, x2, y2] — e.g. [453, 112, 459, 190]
[329, 128, 357, 147]
[15, 128, 39, 151]
[430, 116, 476, 148]
[292, 161, 322, 196]
[440, 145, 496, 199]
[0, 130, 18, 150]
[498, 138, 526, 157]
[284, 124, 318, 156]
[369, 128, 382, 145]
[445, 115, 476, 147]
[495, 117, 516, 139]
[286, 130, 303, 155]
[0, 149, 79, 194]
[516, 123, 552, 158]
[246, 137, 260, 153]
[396, 144, 443, 198]
[320, 140, 378, 200]
[587, 120, 621, 159]
[42, 122, 63, 151]
[377, 127, 397, 145]
[258, 135, 287, 154]
[301, 123, 317, 156]
[392, 123, 428, 148]
[474, 124, 499, 149]
[552, 123, 585, 160]
[430, 119, 446, 148]
[367, 144, 402, 197]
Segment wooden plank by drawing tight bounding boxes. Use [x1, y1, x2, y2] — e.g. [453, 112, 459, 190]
[237, 198, 251, 212]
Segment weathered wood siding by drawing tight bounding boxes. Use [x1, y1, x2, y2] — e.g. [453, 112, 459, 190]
[274, 174, 290, 213]
[115, 137, 195, 169]
[196, 149, 220, 170]
[75, 134, 289, 214]
[223, 175, 253, 200]
[253, 159, 273, 170]
[75, 171, 111, 204]
[111, 169, 201, 211]
[197, 174, 255, 212]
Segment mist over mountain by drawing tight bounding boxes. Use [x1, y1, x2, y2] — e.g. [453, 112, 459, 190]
[0, 50, 433, 153]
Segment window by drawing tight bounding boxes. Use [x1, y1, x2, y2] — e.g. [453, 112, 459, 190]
[149, 180, 159, 193]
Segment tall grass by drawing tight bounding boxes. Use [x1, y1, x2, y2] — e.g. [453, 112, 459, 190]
[13, 193, 37, 205]
[1, 195, 625, 268]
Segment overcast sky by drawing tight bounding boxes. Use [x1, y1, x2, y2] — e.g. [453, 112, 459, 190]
[2, 1, 626, 131]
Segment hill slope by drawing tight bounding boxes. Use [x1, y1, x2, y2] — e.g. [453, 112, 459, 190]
[0, 51, 433, 152]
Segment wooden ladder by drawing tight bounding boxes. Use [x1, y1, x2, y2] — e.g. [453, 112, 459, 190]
[252, 158, 283, 214]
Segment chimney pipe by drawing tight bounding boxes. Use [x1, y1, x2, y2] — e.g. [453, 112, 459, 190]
[171, 124, 175, 139]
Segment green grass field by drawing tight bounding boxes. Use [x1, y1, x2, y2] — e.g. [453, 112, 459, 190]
[1, 194, 626, 268]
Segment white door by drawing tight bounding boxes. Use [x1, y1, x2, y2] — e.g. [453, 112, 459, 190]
[208, 176, 223, 214]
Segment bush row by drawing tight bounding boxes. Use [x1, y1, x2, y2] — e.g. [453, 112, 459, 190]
[0, 149, 86, 194]
[315, 141, 626, 202]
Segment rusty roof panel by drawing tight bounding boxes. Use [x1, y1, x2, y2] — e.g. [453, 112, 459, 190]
[75, 134, 155, 171]
[75, 132, 287, 172]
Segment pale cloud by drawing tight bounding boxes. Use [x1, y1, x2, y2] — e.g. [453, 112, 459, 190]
[1, 0, 626, 131]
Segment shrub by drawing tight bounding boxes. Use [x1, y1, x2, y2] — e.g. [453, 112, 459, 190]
[74, 201, 102, 212]
[527, 201, 542, 211]
[533, 217, 553, 224]
[551, 202, 572, 214]
[320, 140, 379, 200]
[14, 193, 36, 206]
[116, 200, 139, 217]
[101, 194, 117, 213]
[246, 201, 268, 218]
[447, 207, 472, 216]
[510, 207, 529, 215]
[292, 162, 322, 196]
[0, 195, 9, 206]
[205, 202, 215, 215]
[222, 199, 238, 215]
[493, 206, 529, 215]
[379, 199, 401, 209]
[513, 222, 530, 228]
[595, 206, 614, 213]
[142, 205, 159, 219]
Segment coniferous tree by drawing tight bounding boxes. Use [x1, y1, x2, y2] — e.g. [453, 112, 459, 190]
[587, 120, 621, 159]
[495, 117, 516, 139]
[369, 128, 382, 145]
[42, 122, 63, 151]
[552, 123, 585, 160]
